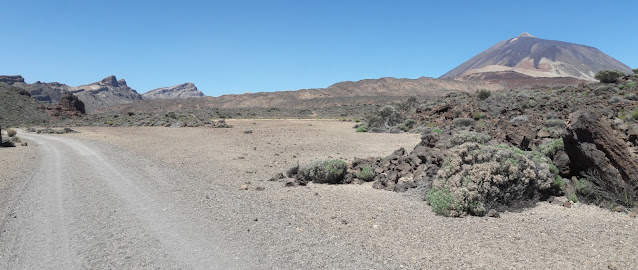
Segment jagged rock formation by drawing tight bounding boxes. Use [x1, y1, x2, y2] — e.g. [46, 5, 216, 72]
[142, 82, 205, 100]
[441, 33, 633, 81]
[72, 75, 143, 113]
[0, 75, 142, 113]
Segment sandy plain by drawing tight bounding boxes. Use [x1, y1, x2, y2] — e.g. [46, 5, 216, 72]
[2, 119, 637, 269]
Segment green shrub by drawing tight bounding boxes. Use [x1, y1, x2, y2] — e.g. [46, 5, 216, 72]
[545, 119, 565, 128]
[430, 143, 556, 217]
[357, 166, 375, 182]
[595, 70, 625, 83]
[472, 111, 485, 120]
[539, 138, 564, 159]
[633, 68, 638, 74]
[356, 125, 369, 132]
[568, 192, 579, 203]
[297, 160, 348, 184]
[398, 119, 417, 132]
[452, 117, 475, 127]
[426, 188, 457, 217]
[286, 163, 299, 178]
[7, 129, 17, 137]
[366, 105, 404, 130]
[626, 81, 636, 89]
[446, 132, 491, 148]
[477, 89, 491, 100]
[553, 175, 566, 192]
[632, 109, 638, 121]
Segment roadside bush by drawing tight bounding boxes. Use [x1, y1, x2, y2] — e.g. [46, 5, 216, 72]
[595, 70, 625, 83]
[296, 159, 348, 184]
[477, 89, 491, 100]
[446, 132, 491, 148]
[7, 129, 17, 137]
[357, 166, 375, 182]
[428, 143, 556, 217]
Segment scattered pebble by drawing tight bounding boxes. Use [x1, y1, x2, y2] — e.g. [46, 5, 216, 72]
[240, 184, 249, 190]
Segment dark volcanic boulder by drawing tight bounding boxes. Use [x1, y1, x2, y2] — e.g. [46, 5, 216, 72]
[563, 110, 638, 199]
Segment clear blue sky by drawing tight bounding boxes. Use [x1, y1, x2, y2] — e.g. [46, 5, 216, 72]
[2, 0, 636, 96]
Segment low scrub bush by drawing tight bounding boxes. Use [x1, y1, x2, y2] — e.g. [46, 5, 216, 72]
[477, 89, 491, 100]
[539, 138, 564, 159]
[452, 117, 475, 127]
[7, 129, 17, 137]
[428, 143, 556, 217]
[595, 70, 625, 83]
[365, 105, 405, 130]
[296, 159, 348, 184]
[357, 166, 375, 182]
[446, 132, 491, 148]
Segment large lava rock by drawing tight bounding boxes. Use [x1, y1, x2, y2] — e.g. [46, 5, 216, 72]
[563, 110, 638, 189]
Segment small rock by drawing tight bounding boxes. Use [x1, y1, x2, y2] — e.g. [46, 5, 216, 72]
[284, 181, 297, 187]
[255, 186, 265, 191]
[487, 209, 500, 218]
[243, 130, 253, 134]
[608, 262, 619, 270]
[563, 201, 572, 208]
[21, 142, 27, 146]
[340, 219, 348, 225]
[628, 211, 637, 218]
[240, 184, 249, 190]
[613, 205, 624, 212]
[269, 172, 285, 181]
[572, 202, 581, 208]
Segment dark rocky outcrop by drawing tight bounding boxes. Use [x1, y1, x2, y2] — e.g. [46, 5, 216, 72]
[563, 110, 638, 187]
[59, 93, 86, 114]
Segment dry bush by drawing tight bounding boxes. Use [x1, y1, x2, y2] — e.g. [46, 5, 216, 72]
[427, 143, 556, 217]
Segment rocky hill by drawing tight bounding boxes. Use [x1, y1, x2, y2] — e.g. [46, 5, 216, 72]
[441, 32, 633, 81]
[72, 76, 142, 113]
[142, 82, 205, 100]
[0, 75, 143, 113]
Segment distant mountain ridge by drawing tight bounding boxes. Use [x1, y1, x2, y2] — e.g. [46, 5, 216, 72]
[0, 75, 204, 113]
[142, 83, 205, 100]
[441, 32, 633, 81]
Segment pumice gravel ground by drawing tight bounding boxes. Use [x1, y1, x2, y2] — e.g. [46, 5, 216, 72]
[1, 119, 636, 269]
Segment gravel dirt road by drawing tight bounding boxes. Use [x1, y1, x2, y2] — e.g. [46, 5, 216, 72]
[1, 120, 637, 269]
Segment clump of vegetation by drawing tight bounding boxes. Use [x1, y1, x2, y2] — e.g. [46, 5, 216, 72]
[452, 117, 475, 128]
[398, 119, 417, 132]
[357, 166, 375, 182]
[295, 159, 348, 185]
[364, 105, 405, 131]
[286, 163, 299, 178]
[539, 138, 564, 159]
[427, 143, 556, 217]
[425, 188, 457, 216]
[356, 125, 369, 132]
[446, 132, 491, 148]
[477, 89, 491, 100]
[7, 129, 17, 137]
[579, 169, 638, 208]
[595, 70, 625, 83]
